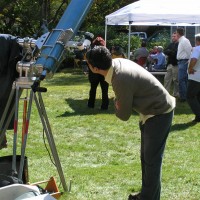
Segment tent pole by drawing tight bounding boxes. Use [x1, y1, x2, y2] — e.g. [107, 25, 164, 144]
[185, 26, 187, 37]
[105, 22, 108, 47]
[128, 21, 132, 59]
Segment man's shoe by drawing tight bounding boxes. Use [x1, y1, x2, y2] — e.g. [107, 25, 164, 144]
[0, 136, 8, 150]
[192, 116, 200, 123]
[0, 143, 7, 150]
[128, 193, 141, 200]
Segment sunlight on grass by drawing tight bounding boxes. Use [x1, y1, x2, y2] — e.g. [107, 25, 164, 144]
[1, 69, 200, 200]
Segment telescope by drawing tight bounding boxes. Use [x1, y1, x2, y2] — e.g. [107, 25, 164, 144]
[15, 0, 94, 92]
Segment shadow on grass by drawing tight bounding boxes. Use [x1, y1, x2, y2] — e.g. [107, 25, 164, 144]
[58, 97, 139, 118]
[57, 98, 116, 117]
[170, 121, 197, 132]
[169, 102, 196, 132]
[174, 101, 192, 115]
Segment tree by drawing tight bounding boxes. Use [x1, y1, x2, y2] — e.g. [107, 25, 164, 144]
[0, 0, 69, 37]
[0, 0, 136, 38]
[81, 0, 137, 36]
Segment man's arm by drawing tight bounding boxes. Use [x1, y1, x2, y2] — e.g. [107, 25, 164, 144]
[113, 79, 133, 121]
[184, 40, 192, 56]
[188, 58, 197, 74]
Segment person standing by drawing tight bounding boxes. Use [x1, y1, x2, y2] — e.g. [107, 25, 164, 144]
[87, 37, 109, 110]
[132, 41, 149, 67]
[187, 34, 200, 123]
[176, 27, 192, 102]
[86, 46, 176, 200]
[164, 32, 179, 97]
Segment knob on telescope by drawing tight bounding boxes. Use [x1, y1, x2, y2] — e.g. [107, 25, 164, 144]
[31, 82, 47, 93]
[31, 77, 47, 93]
[35, 87, 47, 93]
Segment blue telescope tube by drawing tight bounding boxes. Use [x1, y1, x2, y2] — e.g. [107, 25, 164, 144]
[35, 0, 94, 75]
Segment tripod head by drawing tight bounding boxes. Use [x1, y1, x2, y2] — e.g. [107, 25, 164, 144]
[16, 37, 42, 84]
[16, 36, 49, 92]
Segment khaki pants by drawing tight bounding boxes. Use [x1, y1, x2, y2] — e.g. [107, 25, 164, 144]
[164, 64, 179, 97]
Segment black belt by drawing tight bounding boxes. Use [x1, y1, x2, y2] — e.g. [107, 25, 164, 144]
[178, 59, 189, 61]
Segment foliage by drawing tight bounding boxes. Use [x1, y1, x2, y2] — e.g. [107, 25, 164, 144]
[0, 0, 69, 37]
[0, 0, 168, 51]
[129, 36, 143, 52]
[82, 0, 135, 30]
[0, 0, 136, 38]
[147, 30, 171, 50]
[106, 33, 141, 53]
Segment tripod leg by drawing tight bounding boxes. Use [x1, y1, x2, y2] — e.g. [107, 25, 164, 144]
[0, 82, 16, 145]
[18, 90, 34, 181]
[34, 91, 68, 192]
[22, 96, 28, 146]
[12, 86, 22, 175]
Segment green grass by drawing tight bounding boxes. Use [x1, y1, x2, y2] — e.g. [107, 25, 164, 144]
[1, 68, 200, 200]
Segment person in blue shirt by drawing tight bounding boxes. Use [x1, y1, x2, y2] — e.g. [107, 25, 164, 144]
[187, 34, 200, 123]
[149, 46, 166, 70]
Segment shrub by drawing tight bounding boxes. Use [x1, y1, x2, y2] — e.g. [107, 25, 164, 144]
[106, 33, 141, 54]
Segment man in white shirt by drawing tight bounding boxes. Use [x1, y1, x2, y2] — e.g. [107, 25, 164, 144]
[187, 34, 200, 122]
[176, 27, 192, 102]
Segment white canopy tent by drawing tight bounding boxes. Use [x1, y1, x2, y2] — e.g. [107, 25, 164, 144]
[105, 0, 200, 58]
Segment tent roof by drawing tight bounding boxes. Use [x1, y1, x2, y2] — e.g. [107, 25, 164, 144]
[105, 0, 200, 26]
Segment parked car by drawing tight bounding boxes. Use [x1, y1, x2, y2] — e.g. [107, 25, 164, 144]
[130, 32, 148, 40]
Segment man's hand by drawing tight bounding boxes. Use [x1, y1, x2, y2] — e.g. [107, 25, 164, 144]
[188, 58, 197, 74]
[188, 67, 196, 74]
[115, 100, 120, 110]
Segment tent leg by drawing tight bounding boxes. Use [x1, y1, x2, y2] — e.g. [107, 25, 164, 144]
[105, 23, 108, 46]
[128, 21, 132, 60]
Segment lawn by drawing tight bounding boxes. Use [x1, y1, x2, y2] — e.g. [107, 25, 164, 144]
[1, 68, 200, 200]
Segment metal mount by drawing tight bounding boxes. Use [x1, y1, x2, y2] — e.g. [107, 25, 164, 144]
[0, 78, 70, 192]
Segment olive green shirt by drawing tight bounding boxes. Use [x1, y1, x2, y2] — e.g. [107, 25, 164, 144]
[105, 58, 176, 122]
